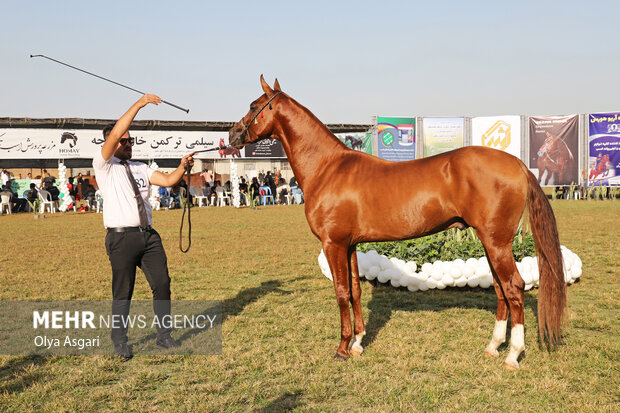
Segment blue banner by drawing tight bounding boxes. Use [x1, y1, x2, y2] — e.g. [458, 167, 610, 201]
[588, 113, 620, 186]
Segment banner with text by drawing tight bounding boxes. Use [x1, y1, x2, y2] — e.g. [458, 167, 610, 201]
[529, 115, 579, 185]
[0, 129, 232, 159]
[471, 116, 521, 159]
[588, 112, 620, 186]
[377, 117, 416, 161]
[335, 132, 373, 155]
[422, 117, 464, 157]
[243, 138, 286, 158]
[0, 300, 222, 356]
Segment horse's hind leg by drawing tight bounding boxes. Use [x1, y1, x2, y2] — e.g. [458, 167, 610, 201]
[348, 247, 366, 355]
[481, 239, 526, 370]
[484, 271, 509, 358]
[323, 239, 354, 360]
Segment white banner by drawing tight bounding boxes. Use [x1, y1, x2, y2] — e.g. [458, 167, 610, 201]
[0, 129, 231, 159]
[471, 116, 521, 159]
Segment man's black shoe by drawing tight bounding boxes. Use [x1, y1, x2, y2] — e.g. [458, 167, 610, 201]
[156, 335, 180, 349]
[114, 343, 133, 362]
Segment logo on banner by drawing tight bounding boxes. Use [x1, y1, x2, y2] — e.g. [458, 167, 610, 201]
[59, 132, 80, 156]
[382, 131, 394, 146]
[481, 120, 511, 151]
[608, 124, 620, 133]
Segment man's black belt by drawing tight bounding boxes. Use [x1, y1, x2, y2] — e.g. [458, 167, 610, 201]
[107, 226, 153, 233]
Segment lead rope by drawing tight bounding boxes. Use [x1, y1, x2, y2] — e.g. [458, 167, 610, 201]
[179, 162, 192, 253]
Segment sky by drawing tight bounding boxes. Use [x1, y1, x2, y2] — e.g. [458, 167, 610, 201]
[2, 1, 619, 124]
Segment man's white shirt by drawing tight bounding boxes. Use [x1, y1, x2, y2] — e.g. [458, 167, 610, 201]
[93, 151, 155, 228]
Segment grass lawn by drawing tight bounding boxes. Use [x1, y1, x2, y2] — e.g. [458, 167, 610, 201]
[0, 200, 618, 412]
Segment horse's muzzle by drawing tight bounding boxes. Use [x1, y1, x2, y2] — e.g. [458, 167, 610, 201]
[228, 121, 248, 149]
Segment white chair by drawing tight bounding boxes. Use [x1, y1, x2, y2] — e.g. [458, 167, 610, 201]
[38, 189, 56, 213]
[190, 186, 209, 207]
[215, 187, 230, 207]
[0, 192, 12, 214]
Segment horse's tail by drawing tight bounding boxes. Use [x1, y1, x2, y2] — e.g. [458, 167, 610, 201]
[522, 164, 567, 349]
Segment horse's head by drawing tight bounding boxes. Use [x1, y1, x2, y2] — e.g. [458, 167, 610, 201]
[61, 132, 77, 148]
[229, 75, 284, 149]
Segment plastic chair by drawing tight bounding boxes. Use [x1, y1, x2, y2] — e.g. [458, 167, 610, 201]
[259, 186, 274, 205]
[157, 187, 170, 209]
[190, 186, 209, 207]
[38, 189, 56, 213]
[0, 192, 12, 214]
[215, 187, 230, 207]
[291, 186, 304, 204]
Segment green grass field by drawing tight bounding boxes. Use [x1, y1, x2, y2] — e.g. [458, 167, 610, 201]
[0, 201, 618, 412]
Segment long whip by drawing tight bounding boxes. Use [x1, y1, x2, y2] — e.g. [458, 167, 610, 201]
[30, 54, 190, 113]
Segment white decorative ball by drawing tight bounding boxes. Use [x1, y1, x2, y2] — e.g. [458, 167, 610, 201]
[467, 276, 480, 288]
[421, 263, 433, 274]
[455, 276, 468, 288]
[426, 278, 438, 289]
[441, 274, 454, 287]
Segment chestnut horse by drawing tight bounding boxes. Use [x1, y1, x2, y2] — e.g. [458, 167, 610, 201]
[536, 133, 575, 185]
[229, 76, 566, 370]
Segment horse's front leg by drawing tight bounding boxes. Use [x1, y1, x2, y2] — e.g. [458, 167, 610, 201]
[323, 240, 353, 360]
[348, 246, 366, 355]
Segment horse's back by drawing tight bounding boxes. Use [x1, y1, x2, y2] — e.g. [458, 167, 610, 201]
[306, 146, 528, 242]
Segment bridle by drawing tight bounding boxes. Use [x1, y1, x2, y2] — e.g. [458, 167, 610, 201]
[179, 91, 283, 253]
[235, 91, 283, 142]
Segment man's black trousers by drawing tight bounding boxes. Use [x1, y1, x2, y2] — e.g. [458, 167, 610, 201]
[105, 229, 171, 345]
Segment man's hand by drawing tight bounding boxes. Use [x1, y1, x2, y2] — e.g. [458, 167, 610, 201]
[181, 152, 197, 170]
[137, 94, 162, 109]
[150, 152, 198, 187]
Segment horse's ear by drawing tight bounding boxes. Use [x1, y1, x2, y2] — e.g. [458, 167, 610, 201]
[273, 78, 282, 92]
[260, 74, 274, 97]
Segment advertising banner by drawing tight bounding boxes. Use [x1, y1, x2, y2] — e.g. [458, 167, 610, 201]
[471, 116, 521, 159]
[243, 138, 286, 158]
[588, 112, 620, 186]
[377, 116, 416, 161]
[529, 115, 578, 185]
[334, 132, 373, 155]
[0, 129, 231, 159]
[422, 117, 464, 157]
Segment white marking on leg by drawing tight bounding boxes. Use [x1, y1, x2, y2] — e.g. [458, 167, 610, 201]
[504, 324, 525, 369]
[485, 319, 507, 358]
[350, 330, 366, 355]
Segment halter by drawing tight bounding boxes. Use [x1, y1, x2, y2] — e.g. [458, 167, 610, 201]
[236, 91, 283, 142]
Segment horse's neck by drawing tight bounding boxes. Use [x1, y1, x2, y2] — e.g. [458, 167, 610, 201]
[275, 98, 347, 189]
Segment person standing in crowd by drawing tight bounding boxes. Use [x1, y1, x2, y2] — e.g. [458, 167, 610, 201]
[1, 169, 9, 187]
[201, 169, 213, 187]
[93, 93, 196, 361]
[249, 177, 260, 204]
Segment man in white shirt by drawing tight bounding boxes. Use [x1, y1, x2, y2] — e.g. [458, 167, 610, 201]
[93, 94, 195, 361]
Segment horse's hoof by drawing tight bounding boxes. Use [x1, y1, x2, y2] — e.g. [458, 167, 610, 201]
[484, 348, 499, 358]
[503, 361, 519, 371]
[333, 352, 349, 361]
[350, 346, 363, 356]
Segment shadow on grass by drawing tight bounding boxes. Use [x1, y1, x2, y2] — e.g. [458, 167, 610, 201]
[253, 390, 303, 412]
[0, 355, 47, 395]
[363, 280, 539, 350]
[132, 280, 289, 347]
